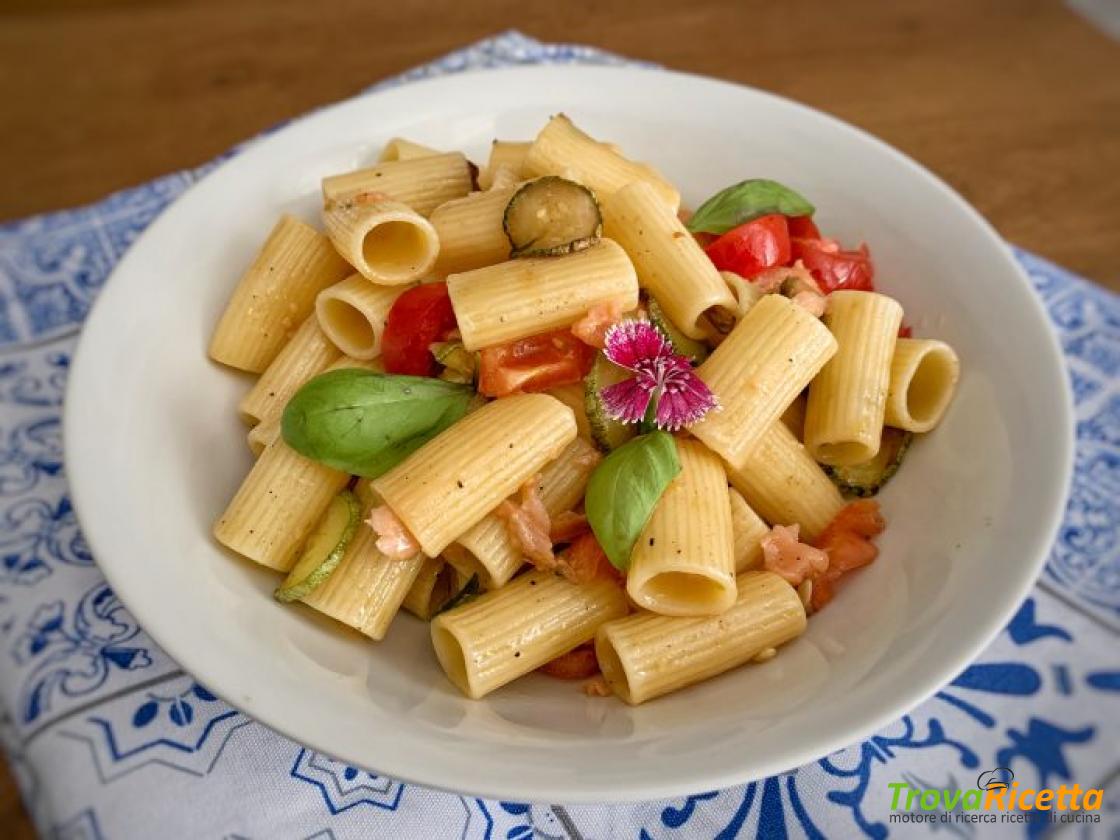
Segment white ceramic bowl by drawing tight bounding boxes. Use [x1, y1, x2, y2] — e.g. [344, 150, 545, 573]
[64, 65, 1073, 802]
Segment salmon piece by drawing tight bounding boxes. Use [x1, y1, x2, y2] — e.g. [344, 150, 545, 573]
[540, 643, 599, 679]
[571, 300, 627, 349]
[550, 511, 590, 544]
[496, 477, 554, 569]
[366, 506, 421, 560]
[761, 524, 829, 586]
[816, 500, 886, 544]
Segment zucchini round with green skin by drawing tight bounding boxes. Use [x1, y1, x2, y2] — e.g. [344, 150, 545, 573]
[503, 176, 602, 257]
[585, 352, 637, 452]
[431, 340, 478, 385]
[274, 490, 360, 603]
[647, 297, 710, 364]
[825, 427, 913, 497]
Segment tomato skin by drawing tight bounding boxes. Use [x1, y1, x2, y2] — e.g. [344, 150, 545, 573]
[786, 215, 821, 239]
[898, 324, 913, 338]
[562, 531, 624, 585]
[381, 283, 457, 376]
[704, 214, 791, 278]
[478, 329, 595, 397]
[810, 500, 886, 611]
[792, 238, 876, 293]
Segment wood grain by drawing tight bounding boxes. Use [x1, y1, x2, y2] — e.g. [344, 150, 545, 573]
[0, 0, 1116, 832]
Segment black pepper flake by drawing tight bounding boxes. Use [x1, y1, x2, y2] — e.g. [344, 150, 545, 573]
[530, 580, 537, 586]
[514, 651, 521, 658]
[648, 538, 655, 547]
[456, 480, 464, 489]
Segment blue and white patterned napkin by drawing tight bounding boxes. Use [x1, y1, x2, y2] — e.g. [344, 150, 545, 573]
[0, 32, 1117, 840]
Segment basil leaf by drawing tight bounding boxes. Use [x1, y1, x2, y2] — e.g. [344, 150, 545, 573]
[686, 179, 814, 235]
[585, 431, 681, 570]
[281, 369, 473, 478]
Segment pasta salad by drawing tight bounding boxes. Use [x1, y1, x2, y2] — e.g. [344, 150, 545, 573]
[210, 115, 961, 704]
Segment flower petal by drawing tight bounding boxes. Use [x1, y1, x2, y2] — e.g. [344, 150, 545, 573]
[603, 320, 673, 370]
[600, 377, 654, 425]
[655, 368, 719, 430]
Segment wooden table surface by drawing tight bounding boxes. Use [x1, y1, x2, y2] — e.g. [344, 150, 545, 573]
[1, 0, 1117, 834]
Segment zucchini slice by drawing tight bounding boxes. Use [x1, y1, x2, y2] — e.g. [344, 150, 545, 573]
[647, 296, 710, 364]
[275, 490, 360, 603]
[504, 176, 602, 257]
[584, 352, 637, 452]
[825, 427, 913, 498]
[431, 340, 478, 385]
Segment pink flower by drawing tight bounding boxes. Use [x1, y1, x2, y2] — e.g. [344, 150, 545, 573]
[599, 320, 718, 431]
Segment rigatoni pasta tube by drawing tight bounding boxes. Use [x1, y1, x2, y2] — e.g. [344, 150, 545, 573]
[602, 181, 736, 340]
[430, 185, 519, 276]
[805, 291, 904, 466]
[448, 239, 639, 351]
[524, 114, 679, 210]
[209, 215, 351, 373]
[238, 315, 340, 426]
[885, 338, 961, 433]
[402, 558, 465, 620]
[595, 571, 806, 704]
[627, 440, 736, 616]
[729, 488, 768, 572]
[372, 394, 577, 557]
[315, 273, 407, 359]
[322, 196, 439, 285]
[377, 137, 439, 163]
[302, 512, 424, 640]
[546, 383, 592, 442]
[446, 437, 601, 589]
[723, 422, 844, 540]
[478, 140, 530, 190]
[321, 152, 473, 216]
[431, 570, 628, 699]
[690, 294, 837, 466]
[213, 439, 348, 572]
[722, 271, 764, 321]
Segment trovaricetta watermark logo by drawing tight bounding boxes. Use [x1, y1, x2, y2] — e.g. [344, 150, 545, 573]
[886, 767, 1103, 828]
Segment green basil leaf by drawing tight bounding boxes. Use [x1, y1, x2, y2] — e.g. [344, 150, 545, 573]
[585, 431, 681, 570]
[686, 179, 814, 235]
[281, 369, 473, 478]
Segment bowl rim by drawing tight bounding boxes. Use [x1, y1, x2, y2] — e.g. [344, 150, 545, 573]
[63, 62, 1075, 803]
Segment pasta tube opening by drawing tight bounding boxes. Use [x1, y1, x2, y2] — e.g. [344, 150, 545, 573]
[431, 624, 471, 694]
[887, 339, 960, 432]
[315, 275, 405, 360]
[322, 197, 440, 285]
[319, 298, 376, 357]
[637, 571, 735, 615]
[594, 632, 634, 704]
[363, 220, 434, 280]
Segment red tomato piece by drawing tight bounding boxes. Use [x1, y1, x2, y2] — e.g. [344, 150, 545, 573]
[560, 531, 624, 585]
[791, 238, 876, 293]
[810, 500, 886, 611]
[380, 283, 457, 376]
[478, 329, 595, 397]
[898, 324, 913, 338]
[704, 214, 791, 278]
[786, 215, 821, 239]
